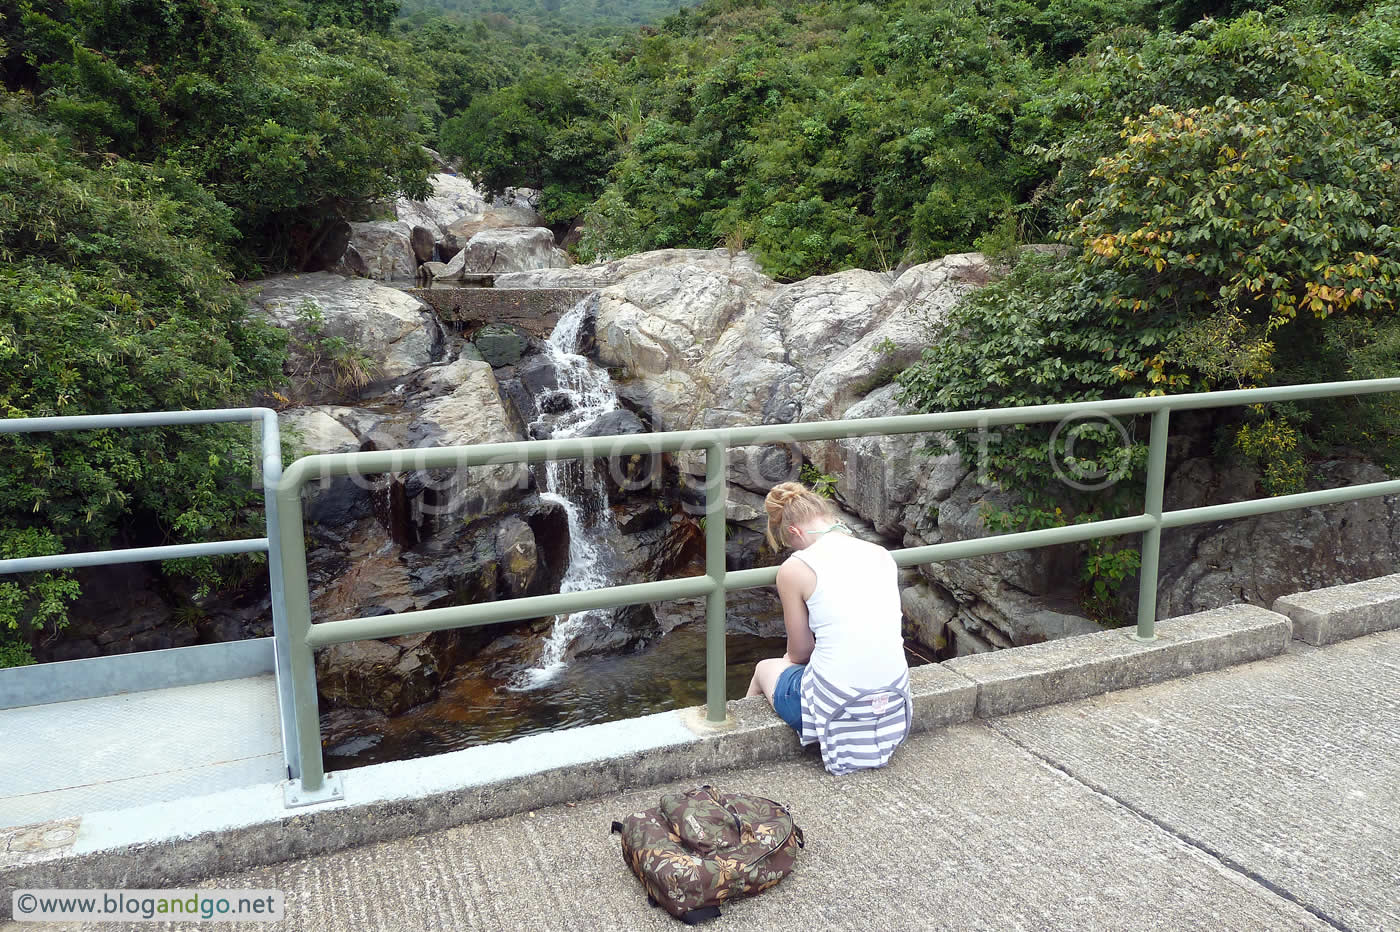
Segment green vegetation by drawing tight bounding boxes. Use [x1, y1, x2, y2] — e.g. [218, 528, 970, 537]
[0, 95, 286, 662]
[2, 0, 1398, 649]
[0, 0, 700, 662]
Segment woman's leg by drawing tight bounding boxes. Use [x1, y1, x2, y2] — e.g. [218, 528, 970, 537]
[746, 657, 796, 704]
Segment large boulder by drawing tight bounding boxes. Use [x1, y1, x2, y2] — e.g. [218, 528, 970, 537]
[346, 220, 417, 281]
[441, 187, 545, 243]
[395, 174, 488, 240]
[413, 356, 530, 521]
[245, 273, 443, 403]
[435, 227, 569, 278]
[281, 406, 372, 528]
[803, 254, 989, 423]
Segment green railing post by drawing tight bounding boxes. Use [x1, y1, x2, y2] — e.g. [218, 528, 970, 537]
[1135, 408, 1171, 641]
[274, 478, 329, 798]
[704, 442, 728, 723]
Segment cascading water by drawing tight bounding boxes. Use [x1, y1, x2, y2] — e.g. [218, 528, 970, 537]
[512, 297, 624, 688]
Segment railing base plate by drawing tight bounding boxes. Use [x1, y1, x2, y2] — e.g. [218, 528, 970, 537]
[283, 773, 344, 809]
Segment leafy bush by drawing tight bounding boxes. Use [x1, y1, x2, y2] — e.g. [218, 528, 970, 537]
[0, 96, 285, 659]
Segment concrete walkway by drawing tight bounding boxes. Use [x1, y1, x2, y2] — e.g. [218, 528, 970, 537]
[14, 628, 1395, 931]
[0, 676, 283, 830]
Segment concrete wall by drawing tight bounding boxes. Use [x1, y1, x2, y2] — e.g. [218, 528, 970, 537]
[409, 287, 597, 338]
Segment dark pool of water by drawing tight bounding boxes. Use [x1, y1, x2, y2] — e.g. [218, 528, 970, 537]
[323, 623, 931, 771]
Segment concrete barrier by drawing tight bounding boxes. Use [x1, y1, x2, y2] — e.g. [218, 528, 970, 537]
[409, 287, 597, 338]
[944, 604, 1291, 718]
[0, 593, 1369, 902]
[1273, 573, 1400, 646]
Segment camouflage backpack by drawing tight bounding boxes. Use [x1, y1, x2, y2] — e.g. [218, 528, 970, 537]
[611, 785, 805, 924]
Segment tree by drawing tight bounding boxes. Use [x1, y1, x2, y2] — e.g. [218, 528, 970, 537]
[0, 96, 286, 663]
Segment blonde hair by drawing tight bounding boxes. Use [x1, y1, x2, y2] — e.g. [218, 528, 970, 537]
[764, 481, 834, 550]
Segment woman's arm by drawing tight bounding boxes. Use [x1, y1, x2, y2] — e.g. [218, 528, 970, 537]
[776, 558, 816, 664]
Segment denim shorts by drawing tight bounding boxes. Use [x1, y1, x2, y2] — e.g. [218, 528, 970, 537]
[772, 663, 806, 733]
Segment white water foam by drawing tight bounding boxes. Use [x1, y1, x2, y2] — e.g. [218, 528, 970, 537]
[512, 297, 625, 689]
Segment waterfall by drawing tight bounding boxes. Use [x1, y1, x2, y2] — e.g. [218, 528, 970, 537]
[511, 297, 624, 689]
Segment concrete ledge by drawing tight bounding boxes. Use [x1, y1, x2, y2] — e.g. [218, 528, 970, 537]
[944, 604, 1291, 718]
[409, 287, 597, 338]
[0, 638, 276, 710]
[0, 600, 1305, 901]
[1273, 573, 1400, 646]
[0, 663, 979, 897]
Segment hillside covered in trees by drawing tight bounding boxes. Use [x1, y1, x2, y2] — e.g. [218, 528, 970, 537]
[1, 0, 1398, 658]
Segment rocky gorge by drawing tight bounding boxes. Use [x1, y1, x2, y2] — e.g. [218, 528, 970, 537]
[41, 171, 1400, 766]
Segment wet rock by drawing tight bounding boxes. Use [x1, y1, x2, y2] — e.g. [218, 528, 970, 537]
[473, 323, 528, 367]
[494, 517, 538, 597]
[569, 602, 662, 658]
[315, 630, 462, 714]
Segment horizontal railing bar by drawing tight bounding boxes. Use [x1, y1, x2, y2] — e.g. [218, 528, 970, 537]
[1161, 477, 1400, 528]
[0, 407, 274, 434]
[304, 575, 719, 648]
[892, 515, 1159, 565]
[0, 538, 270, 575]
[720, 516, 1159, 590]
[279, 378, 1400, 485]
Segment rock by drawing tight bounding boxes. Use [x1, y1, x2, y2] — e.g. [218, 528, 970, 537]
[802, 254, 986, 422]
[245, 273, 443, 403]
[581, 408, 646, 438]
[495, 248, 767, 289]
[395, 173, 489, 240]
[473, 323, 528, 367]
[346, 220, 417, 281]
[437, 227, 569, 277]
[569, 602, 662, 658]
[916, 469, 1082, 612]
[419, 260, 449, 281]
[810, 386, 922, 537]
[335, 244, 368, 278]
[314, 630, 462, 714]
[901, 581, 958, 655]
[410, 225, 437, 264]
[414, 357, 530, 521]
[308, 219, 352, 273]
[946, 617, 995, 656]
[441, 186, 546, 243]
[1156, 457, 1400, 619]
[494, 517, 538, 597]
[282, 406, 372, 528]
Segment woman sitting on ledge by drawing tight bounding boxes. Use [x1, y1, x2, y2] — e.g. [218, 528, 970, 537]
[747, 481, 912, 775]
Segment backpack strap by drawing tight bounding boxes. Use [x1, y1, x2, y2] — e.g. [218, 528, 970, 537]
[680, 906, 723, 925]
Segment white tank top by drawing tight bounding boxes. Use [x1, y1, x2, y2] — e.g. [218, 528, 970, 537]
[789, 532, 907, 689]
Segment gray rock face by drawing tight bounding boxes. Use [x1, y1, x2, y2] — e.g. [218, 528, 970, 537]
[395, 174, 487, 240]
[1156, 457, 1400, 619]
[437, 227, 569, 277]
[244, 273, 442, 403]
[347, 220, 417, 281]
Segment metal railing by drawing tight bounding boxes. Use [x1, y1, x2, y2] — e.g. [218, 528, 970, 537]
[0, 408, 303, 780]
[9, 379, 1400, 802]
[275, 377, 1400, 797]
